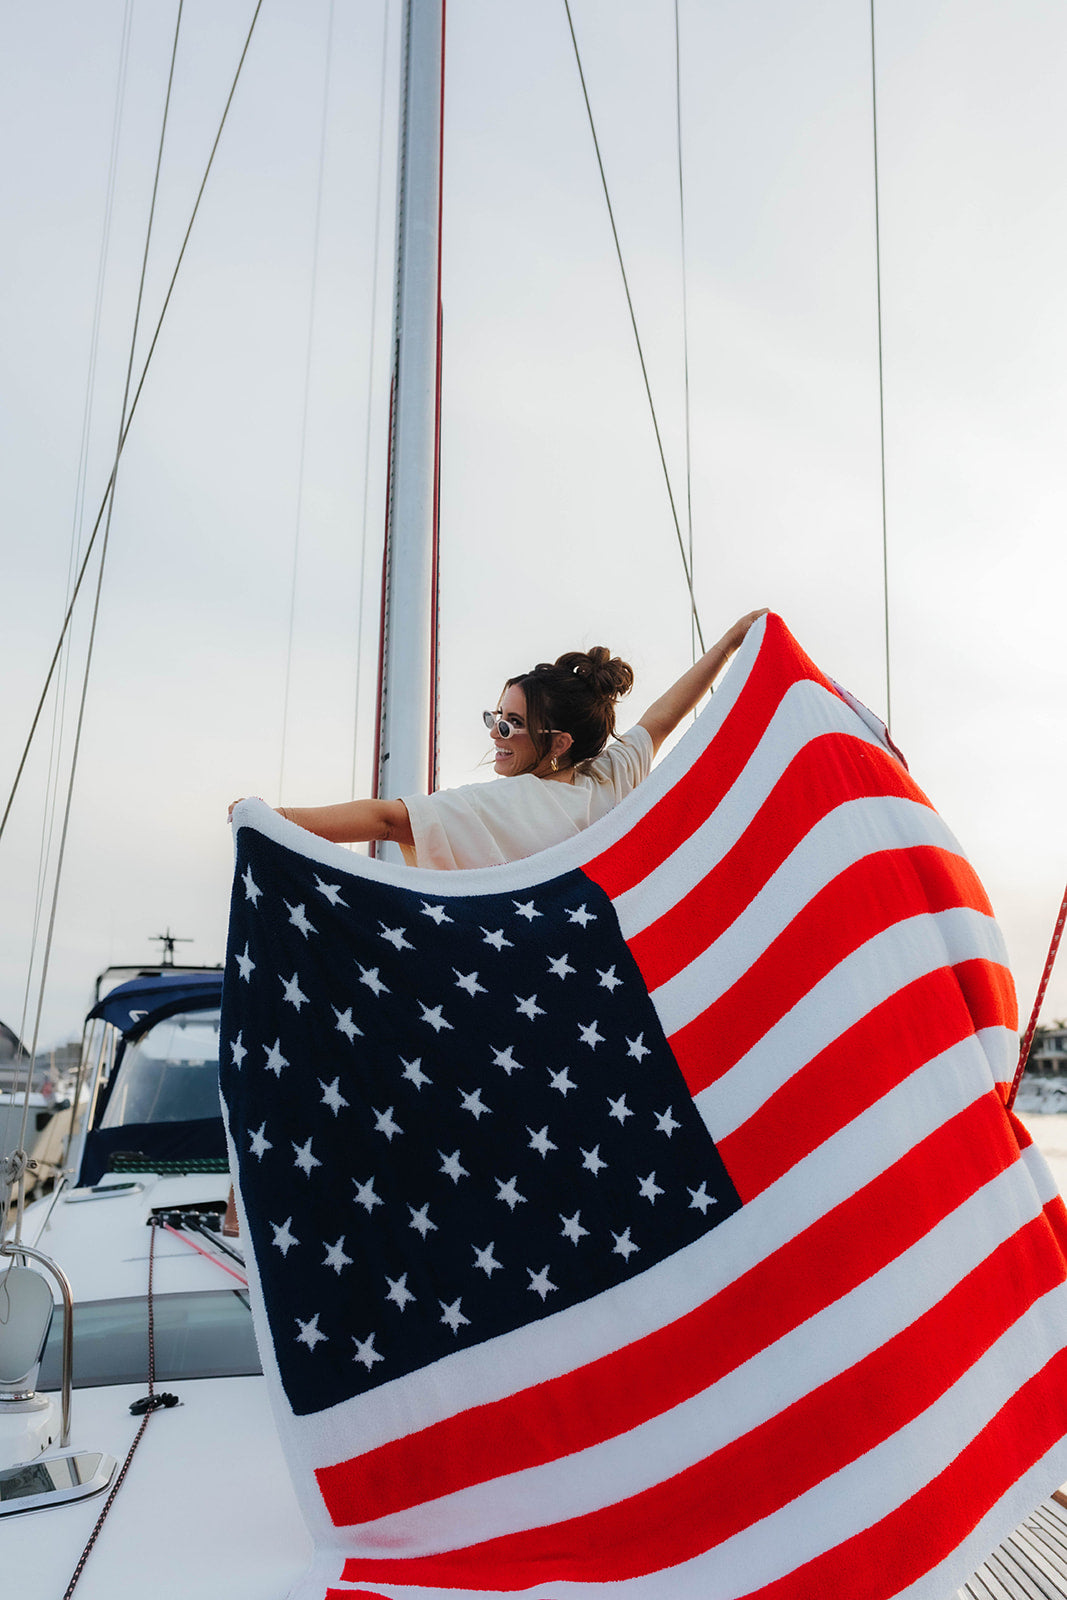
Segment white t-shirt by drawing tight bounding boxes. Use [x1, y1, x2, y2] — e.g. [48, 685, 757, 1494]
[401, 726, 654, 870]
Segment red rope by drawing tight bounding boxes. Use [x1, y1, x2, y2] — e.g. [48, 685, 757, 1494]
[1008, 879, 1067, 1110]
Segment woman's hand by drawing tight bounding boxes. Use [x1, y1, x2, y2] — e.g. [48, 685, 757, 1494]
[638, 608, 770, 755]
[228, 796, 265, 821]
[723, 608, 770, 653]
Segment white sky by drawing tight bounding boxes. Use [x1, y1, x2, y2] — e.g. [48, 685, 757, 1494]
[1, 0, 1065, 1048]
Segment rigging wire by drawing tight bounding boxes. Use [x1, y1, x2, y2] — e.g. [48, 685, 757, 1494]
[351, 0, 394, 801]
[869, 0, 892, 728]
[673, 0, 697, 669]
[12, 0, 136, 1090]
[278, 0, 337, 803]
[5, 0, 188, 1245]
[0, 0, 266, 851]
[562, 0, 705, 655]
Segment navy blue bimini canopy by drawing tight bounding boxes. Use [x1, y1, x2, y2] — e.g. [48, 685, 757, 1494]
[88, 972, 223, 1038]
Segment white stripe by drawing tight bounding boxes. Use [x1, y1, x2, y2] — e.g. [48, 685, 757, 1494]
[689, 906, 1006, 1138]
[318, 1159, 1048, 1552]
[612, 678, 923, 939]
[292, 1041, 995, 1466]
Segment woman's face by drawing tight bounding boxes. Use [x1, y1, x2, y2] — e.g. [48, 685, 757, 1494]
[490, 684, 539, 777]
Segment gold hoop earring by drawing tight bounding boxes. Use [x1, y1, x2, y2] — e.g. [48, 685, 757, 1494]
[550, 757, 558, 773]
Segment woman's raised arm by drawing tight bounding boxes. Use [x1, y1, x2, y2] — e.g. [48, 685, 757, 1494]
[637, 609, 768, 756]
[229, 796, 413, 848]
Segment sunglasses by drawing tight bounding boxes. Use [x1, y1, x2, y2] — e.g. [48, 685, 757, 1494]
[483, 710, 528, 739]
[483, 711, 563, 741]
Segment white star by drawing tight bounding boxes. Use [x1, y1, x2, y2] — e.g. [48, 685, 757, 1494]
[527, 1265, 557, 1301]
[581, 1144, 607, 1175]
[481, 927, 513, 951]
[454, 968, 487, 997]
[352, 1332, 384, 1370]
[560, 1209, 589, 1245]
[323, 1236, 353, 1274]
[333, 1006, 362, 1042]
[319, 1076, 349, 1116]
[314, 875, 346, 907]
[688, 1182, 717, 1215]
[400, 1055, 432, 1090]
[249, 1121, 272, 1159]
[515, 994, 545, 1020]
[408, 1202, 437, 1238]
[473, 1242, 503, 1276]
[460, 1087, 490, 1120]
[439, 1148, 470, 1183]
[380, 922, 414, 951]
[598, 965, 623, 992]
[638, 1171, 665, 1204]
[235, 943, 255, 982]
[495, 1176, 527, 1211]
[230, 1031, 247, 1068]
[548, 1065, 576, 1096]
[281, 971, 309, 1010]
[285, 901, 317, 938]
[295, 1313, 326, 1350]
[271, 1216, 298, 1255]
[292, 1136, 321, 1176]
[612, 1227, 639, 1261]
[241, 865, 262, 905]
[353, 1176, 382, 1213]
[358, 964, 389, 997]
[579, 1020, 605, 1049]
[547, 953, 576, 979]
[421, 901, 453, 924]
[419, 1002, 453, 1033]
[491, 1045, 523, 1075]
[567, 904, 596, 927]
[373, 1106, 402, 1141]
[513, 899, 542, 921]
[655, 1106, 682, 1137]
[385, 1272, 414, 1310]
[626, 1033, 651, 1063]
[263, 1038, 288, 1077]
[608, 1093, 633, 1124]
[527, 1124, 557, 1158]
[440, 1297, 470, 1334]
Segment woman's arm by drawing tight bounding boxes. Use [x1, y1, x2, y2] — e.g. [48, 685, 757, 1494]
[638, 609, 768, 756]
[230, 796, 413, 848]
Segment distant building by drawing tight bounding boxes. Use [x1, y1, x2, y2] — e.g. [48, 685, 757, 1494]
[1026, 1025, 1067, 1077]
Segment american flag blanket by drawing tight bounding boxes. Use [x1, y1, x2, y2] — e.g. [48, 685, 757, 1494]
[221, 614, 1067, 1600]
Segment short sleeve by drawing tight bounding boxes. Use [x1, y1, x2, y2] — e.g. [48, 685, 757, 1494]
[581, 725, 654, 803]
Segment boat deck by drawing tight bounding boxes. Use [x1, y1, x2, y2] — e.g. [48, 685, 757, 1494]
[961, 1495, 1067, 1599]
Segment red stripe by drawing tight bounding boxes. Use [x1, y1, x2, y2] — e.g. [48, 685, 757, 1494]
[669, 845, 996, 1097]
[741, 1343, 1067, 1600]
[317, 1095, 1021, 1528]
[619, 734, 923, 993]
[719, 959, 1016, 1201]
[585, 618, 830, 899]
[339, 1219, 1065, 1588]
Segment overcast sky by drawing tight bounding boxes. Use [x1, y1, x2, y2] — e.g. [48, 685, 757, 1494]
[1, 0, 1065, 1049]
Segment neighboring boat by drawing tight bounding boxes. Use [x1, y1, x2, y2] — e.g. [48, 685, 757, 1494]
[0, 971, 310, 1594]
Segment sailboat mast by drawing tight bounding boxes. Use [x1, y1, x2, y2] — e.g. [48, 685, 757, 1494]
[374, 0, 445, 821]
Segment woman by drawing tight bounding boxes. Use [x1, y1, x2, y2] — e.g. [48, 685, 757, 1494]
[240, 610, 766, 870]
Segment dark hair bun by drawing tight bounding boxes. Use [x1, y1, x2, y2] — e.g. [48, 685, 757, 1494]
[554, 647, 634, 702]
